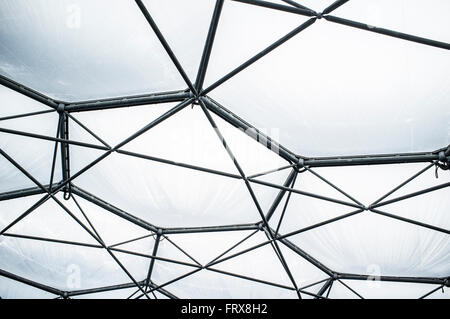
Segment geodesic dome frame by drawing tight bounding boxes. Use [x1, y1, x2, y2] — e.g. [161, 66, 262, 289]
[0, 0, 449, 299]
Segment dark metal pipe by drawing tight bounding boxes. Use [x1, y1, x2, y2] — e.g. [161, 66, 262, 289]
[247, 164, 296, 179]
[68, 280, 144, 297]
[322, 0, 349, 15]
[0, 127, 110, 152]
[163, 236, 203, 266]
[207, 230, 259, 266]
[116, 149, 242, 180]
[281, 0, 313, 12]
[0, 185, 51, 201]
[325, 15, 450, 50]
[163, 223, 259, 234]
[109, 234, 154, 249]
[370, 208, 450, 235]
[371, 182, 450, 209]
[277, 235, 334, 277]
[137, 268, 202, 298]
[232, 0, 315, 17]
[419, 285, 445, 299]
[315, 278, 333, 299]
[108, 247, 200, 269]
[337, 279, 364, 299]
[206, 210, 360, 272]
[71, 186, 157, 232]
[266, 169, 297, 221]
[59, 112, 71, 195]
[370, 163, 435, 207]
[337, 273, 447, 285]
[135, 0, 196, 93]
[65, 90, 190, 113]
[304, 153, 444, 167]
[201, 96, 298, 163]
[0, 109, 55, 122]
[0, 75, 59, 109]
[0, 268, 62, 296]
[0, 194, 50, 235]
[200, 99, 302, 296]
[195, 0, 224, 91]
[279, 210, 363, 241]
[146, 282, 179, 299]
[304, 167, 363, 206]
[67, 280, 177, 299]
[67, 113, 111, 148]
[145, 233, 161, 287]
[206, 267, 296, 291]
[249, 177, 363, 209]
[2, 233, 103, 249]
[50, 98, 194, 200]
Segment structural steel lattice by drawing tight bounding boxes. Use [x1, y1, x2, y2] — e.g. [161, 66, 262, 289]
[0, 0, 449, 299]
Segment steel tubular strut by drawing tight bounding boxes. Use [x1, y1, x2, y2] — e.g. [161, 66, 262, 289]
[1, 0, 450, 299]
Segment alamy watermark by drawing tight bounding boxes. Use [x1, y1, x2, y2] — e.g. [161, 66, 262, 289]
[66, 264, 81, 289]
[366, 264, 381, 287]
[66, 4, 81, 29]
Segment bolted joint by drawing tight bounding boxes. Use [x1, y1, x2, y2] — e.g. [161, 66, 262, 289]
[57, 103, 66, 114]
[63, 185, 72, 200]
[435, 151, 449, 175]
[316, 12, 323, 19]
[153, 228, 165, 242]
[438, 151, 449, 164]
[191, 96, 201, 109]
[257, 221, 265, 231]
[295, 158, 306, 173]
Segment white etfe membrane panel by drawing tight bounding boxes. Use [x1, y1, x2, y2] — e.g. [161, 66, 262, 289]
[0, 0, 449, 299]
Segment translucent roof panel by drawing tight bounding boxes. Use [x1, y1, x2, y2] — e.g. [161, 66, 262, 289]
[0, 86, 61, 193]
[0, 0, 186, 101]
[68, 103, 289, 228]
[208, 14, 450, 156]
[0, 0, 449, 300]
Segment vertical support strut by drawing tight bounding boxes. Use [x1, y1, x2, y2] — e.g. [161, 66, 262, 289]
[266, 169, 297, 221]
[58, 104, 71, 199]
[145, 231, 162, 289]
[316, 278, 333, 299]
[195, 0, 224, 92]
